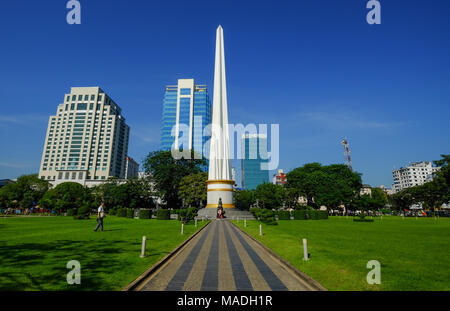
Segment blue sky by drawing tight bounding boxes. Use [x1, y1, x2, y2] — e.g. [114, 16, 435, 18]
[0, 0, 449, 187]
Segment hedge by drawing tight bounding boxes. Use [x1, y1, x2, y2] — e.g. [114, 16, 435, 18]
[126, 208, 134, 218]
[318, 210, 328, 219]
[157, 209, 170, 220]
[66, 208, 76, 216]
[308, 210, 319, 220]
[116, 207, 127, 217]
[277, 210, 291, 220]
[293, 210, 307, 220]
[139, 209, 152, 219]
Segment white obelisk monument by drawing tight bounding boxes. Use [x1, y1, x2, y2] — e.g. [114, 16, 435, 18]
[206, 25, 234, 209]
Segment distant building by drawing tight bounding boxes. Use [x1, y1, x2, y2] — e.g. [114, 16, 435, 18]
[160, 79, 211, 156]
[125, 156, 139, 179]
[360, 184, 372, 196]
[241, 134, 269, 190]
[272, 169, 287, 186]
[0, 179, 14, 189]
[379, 185, 393, 195]
[38, 87, 130, 186]
[392, 161, 440, 193]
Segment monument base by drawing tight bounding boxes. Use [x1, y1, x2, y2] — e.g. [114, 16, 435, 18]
[206, 179, 235, 208]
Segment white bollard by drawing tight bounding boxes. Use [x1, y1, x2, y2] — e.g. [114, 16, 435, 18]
[181, 223, 184, 235]
[381, 215, 383, 220]
[140, 236, 147, 258]
[259, 224, 262, 236]
[302, 238, 309, 261]
[244, 219, 247, 228]
[195, 219, 197, 227]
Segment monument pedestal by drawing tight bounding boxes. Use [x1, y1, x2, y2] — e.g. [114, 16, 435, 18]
[206, 180, 234, 208]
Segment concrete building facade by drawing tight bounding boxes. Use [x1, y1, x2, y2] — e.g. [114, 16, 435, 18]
[392, 161, 440, 193]
[38, 87, 130, 185]
[125, 156, 139, 179]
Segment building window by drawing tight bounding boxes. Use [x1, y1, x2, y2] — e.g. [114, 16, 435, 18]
[180, 88, 191, 95]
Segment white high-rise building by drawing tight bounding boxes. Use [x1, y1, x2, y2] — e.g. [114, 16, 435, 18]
[38, 87, 130, 185]
[392, 161, 440, 193]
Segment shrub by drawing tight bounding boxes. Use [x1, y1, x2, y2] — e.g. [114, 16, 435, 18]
[277, 210, 291, 220]
[249, 208, 260, 217]
[126, 208, 134, 218]
[66, 208, 76, 216]
[308, 210, 320, 220]
[318, 210, 329, 220]
[177, 209, 187, 221]
[109, 207, 117, 216]
[259, 209, 277, 225]
[75, 204, 90, 219]
[139, 209, 152, 219]
[116, 206, 127, 217]
[293, 210, 307, 220]
[157, 209, 170, 220]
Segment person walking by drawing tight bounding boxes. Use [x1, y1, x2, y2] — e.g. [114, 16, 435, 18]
[94, 203, 105, 232]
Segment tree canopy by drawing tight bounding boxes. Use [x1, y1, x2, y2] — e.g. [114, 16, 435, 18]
[143, 150, 206, 208]
[285, 163, 362, 209]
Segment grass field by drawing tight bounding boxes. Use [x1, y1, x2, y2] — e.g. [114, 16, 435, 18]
[0, 216, 207, 290]
[232, 216, 450, 291]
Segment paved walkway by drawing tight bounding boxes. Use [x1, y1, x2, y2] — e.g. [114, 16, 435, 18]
[141, 220, 319, 291]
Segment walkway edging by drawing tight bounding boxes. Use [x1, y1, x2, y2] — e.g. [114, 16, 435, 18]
[229, 220, 327, 291]
[122, 220, 211, 291]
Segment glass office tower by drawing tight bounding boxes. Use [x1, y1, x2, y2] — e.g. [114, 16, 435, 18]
[160, 79, 211, 157]
[241, 134, 270, 190]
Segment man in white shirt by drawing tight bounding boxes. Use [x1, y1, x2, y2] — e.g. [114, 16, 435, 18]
[94, 203, 105, 232]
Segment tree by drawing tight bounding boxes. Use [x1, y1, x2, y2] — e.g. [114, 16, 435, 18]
[40, 182, 87, 212]
[370, 188, 388, 209]
[179, 172, 208, 208]
[286, 163, 362, 209]
[0, 174, 49, 209]
[234, 189, 256, 210]
[255, 183, 284, 210]
[143, 150, 206, 208]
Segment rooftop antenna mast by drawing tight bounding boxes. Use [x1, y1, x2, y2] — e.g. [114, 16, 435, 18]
[341, 138, 353, 171]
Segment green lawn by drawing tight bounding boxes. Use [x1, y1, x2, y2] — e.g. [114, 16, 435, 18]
[232, 216, 450, 291]
[0, 216, 208, 290]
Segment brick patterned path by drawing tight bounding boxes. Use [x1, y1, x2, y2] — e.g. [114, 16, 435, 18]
[141, 220, 319, 291]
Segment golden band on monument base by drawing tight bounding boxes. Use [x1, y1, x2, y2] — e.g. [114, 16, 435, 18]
[206, 179, 235, 185]
[206, 203, 235, 208]
[207, 188, 233, 192]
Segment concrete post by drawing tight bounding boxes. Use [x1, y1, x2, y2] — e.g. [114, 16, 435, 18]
[302, 238, 309, 261]
[244, 219, 247, 228]
[181, 223, 184, 235]
[140, 236, 147, 258]
[195, 219, 197, 227]
[259, 224, 262, 236]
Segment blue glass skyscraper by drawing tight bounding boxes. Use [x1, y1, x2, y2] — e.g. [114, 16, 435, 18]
[161, 79, 211, 157]
[241, 134, 269, 190]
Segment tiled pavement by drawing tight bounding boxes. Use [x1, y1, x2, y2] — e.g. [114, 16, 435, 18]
[141, 220, 318, 291]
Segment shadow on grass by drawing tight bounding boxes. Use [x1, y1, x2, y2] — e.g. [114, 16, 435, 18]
[0, 239, 134, 291]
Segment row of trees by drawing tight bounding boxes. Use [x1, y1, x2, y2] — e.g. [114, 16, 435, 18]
[391, 155, 450, 211]
[1, 151, 447, 213]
